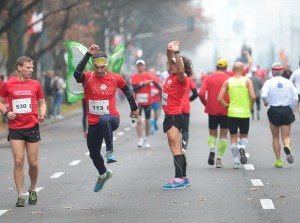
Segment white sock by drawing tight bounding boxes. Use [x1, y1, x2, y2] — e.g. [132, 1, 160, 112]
[18, 192, 24, 197]
[100, 172, 107, 178]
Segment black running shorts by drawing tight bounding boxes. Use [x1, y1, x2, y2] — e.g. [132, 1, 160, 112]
[267, 106, 295, 126]
[138, 105, 152, 120]
[228, 117, 250, 135]
[163, 114, 184, 133]
[8, 124, 41, 143]
[208, 115, 228, 130]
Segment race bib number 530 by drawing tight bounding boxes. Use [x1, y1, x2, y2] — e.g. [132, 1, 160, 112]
[12, 98, 32, 114]
[89, 99, 109, 115]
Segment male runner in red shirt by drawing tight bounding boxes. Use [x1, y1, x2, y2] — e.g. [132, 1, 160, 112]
[0, 56, 46, 207]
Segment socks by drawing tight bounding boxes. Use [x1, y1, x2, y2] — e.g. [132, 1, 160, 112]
[208, 135, 216, 149]
[218, 138, 227, 157]
[174, 155, 186, 179]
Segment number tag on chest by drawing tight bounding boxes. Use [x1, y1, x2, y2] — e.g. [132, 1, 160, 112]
[89, 99, 109, 115]
[12, 98, 32, 114]
[162, 92, 168, 106]
[136, 93, 149, 103]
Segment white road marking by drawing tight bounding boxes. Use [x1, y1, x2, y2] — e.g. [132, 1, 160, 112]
[85, 151, 90, 156]
[68, 160, 81, 166]
[50, 172, 64, 179]
[251, 179, 264, 186]
[0, 210, 8, 216]
[24, 187, 44, 196]
[260, 199, 275, 209]
[117, 132, 124, 136]
[244, 164, 255, 170]
[124, 127, 130, 131]
[246, 153, 250, 158]
[113, 137, 117, 141]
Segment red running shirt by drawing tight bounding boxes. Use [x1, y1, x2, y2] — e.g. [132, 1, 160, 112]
[181, 77, 197, 114]
[150, 76, 161, 103]
[162, 74, 187, 115]
[0, 78, 44, 129]
[83, 71, 126, 125]
[198, 71, 229, 116]
[131, 72, 153, 106]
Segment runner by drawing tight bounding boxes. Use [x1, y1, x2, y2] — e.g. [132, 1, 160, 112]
[249, 67, 263, 120]
[149, 67, 162, 134]
[289, 60, 300, 113]
[131, 60, 161, 148]
[161, 40, 193, 189]
[199, 58, 230, 168]
[218, 62, 256, 169]
[73, 44, 139, 192]
[261, 62, 298, 168]
[0, 56, 46, 207]
[181, 75, 197, 152]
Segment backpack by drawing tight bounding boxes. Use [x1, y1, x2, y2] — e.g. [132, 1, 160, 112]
[50, 78, 59, 93]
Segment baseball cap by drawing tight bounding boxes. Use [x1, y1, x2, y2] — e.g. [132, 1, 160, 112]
[271, 62, 283, 71]
[217, 58, 228, 68]
[136, 59, 145, 65]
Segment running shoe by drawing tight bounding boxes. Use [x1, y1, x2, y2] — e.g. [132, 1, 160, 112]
[208, 149, 215, 165]
[162, 178, 186, 190]
[28, 190, 37, 205]
[144, 139, 151, 149]
[284, 146, 294, 164]
[216, 158, 223, 168]
[239, 148, 247, 164]
[94, 170, 113, 192]
[137, 138, 144, 147]
[233, 162, 240, 169]
[274, 159, 283, 168]
[16, 196, 25, 207]
[106, 151, 117, 163]
[183, 176, 190, 187]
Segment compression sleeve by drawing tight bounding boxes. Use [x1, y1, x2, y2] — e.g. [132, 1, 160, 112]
[121, 84, 138, 111]
[74, 52, 92, 83]
[189, 88, 198, 101]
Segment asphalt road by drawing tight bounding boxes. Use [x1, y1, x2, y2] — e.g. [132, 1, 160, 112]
[0, 99, 300, 223]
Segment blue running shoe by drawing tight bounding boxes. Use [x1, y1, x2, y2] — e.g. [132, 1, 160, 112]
[183, 177, 190, 187]
[162, 178, 186, 190]
[94, 170, 113, 192]
[106, 151, 117, 163]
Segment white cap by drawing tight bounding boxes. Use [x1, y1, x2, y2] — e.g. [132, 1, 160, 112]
[136, 59, 145, 65]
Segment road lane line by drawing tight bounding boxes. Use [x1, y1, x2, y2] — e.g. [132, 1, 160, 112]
[244, 164, 255, 170]
[68, 160, 81, 166]
[124, 127, 130, 131]
[246, 153, 250, 158]
[50, 172, 64, 179]
[260, 199, 275, 209]
[113, 137, 117, 141]
[117, 132, 124, 136]
[251, 179, 264, 186]
[24, 187, 44, 196]
[85, 151, 90, 156]
[0, 210, 8, 216]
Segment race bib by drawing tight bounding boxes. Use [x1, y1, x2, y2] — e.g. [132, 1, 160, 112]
[12, 98, 32, 114]
[162, 92, 168, 106]
[89, 99, 109, 115]
[137, 93, 149, 103]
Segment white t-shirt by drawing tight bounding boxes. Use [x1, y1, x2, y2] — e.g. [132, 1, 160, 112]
[290, 68, 300, 94]
[261, 76, 298, 109]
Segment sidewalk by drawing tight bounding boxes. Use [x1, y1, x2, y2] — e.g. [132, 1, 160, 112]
[0, 109, 82, 147]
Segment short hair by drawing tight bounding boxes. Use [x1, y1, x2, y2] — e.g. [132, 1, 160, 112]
[92, 51, 107, 59]
[16, 56, 33, 69]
